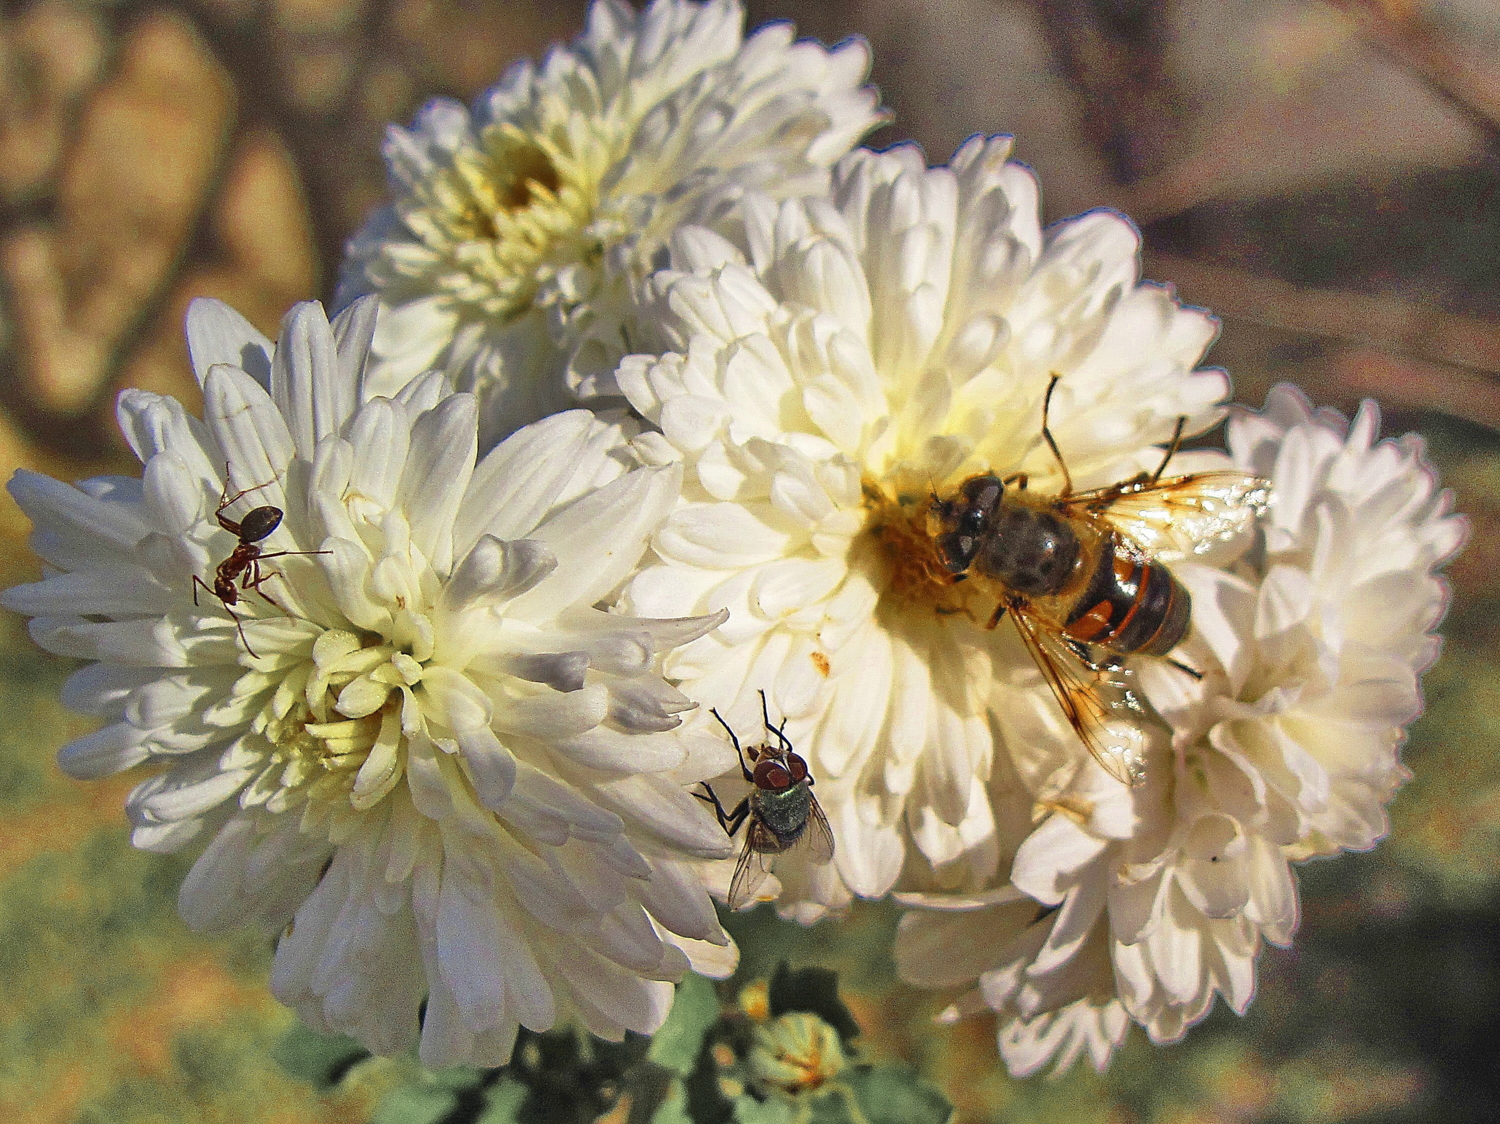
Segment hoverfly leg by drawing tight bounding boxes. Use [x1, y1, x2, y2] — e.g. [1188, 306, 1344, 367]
[1167, 656, 1204, 680]
[1150, 416, 1188, 484]
[1040, 374, 1074, 496]
[710, 707, 756, 783]
[985, 601, 1008, 630]
[1002, 472, 1029, 490]
[1062, 636, 1114, 672]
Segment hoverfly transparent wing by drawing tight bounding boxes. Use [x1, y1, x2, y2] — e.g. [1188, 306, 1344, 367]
[1007, 601, 1148, 786]
[804, 795, 835, 865]
[1064, 472, 1271, 564]
[726, 821, 779, 910]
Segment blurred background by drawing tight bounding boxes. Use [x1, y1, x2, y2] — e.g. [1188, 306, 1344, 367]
[3, 0, 1500, 1120]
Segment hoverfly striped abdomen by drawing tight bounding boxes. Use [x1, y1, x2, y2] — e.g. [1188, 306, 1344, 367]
[1061, 535, 1190, 657]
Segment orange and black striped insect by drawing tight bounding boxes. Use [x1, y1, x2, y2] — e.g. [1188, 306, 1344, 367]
[928, 375, 1270, 784]
[193, 471, 328, 657]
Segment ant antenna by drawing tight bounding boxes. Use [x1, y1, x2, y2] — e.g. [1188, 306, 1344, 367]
[1040, 374, 1073, 497]
[1150, 417, 1187, 484]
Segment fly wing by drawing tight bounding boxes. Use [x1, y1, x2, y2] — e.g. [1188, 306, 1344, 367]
[802, 796, 835, 865]
[1064, 472, 1271, 563]
[726, 822, 778, 910]
[1008, 603, 1149, 787]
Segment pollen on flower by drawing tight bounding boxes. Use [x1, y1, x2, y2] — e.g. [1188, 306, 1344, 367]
[387, 121, 602, 320]
[861, 478, 973, 620]
[241, 628, 423, 815]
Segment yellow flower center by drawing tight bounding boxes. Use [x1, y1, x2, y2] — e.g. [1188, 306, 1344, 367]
[389, 121, 607, 321]
[247, 629, 423, 812]
[862, 476, 985, 624]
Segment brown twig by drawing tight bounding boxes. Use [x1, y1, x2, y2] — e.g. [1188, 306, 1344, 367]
[1326, 0, 1500, 146]
[1148, 253, 1500, 428]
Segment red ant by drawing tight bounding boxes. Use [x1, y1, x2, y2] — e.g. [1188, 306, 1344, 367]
[193, 470, 328, 657]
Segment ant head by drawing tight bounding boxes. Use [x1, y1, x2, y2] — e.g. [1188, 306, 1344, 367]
[239, 506, 284, 542]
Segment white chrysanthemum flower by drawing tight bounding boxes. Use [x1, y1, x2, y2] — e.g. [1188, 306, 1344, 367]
[615, 136, 1231, 917]
[2, 296, 741, 1068]
[337, 0, 883, 444]
[896, 385, 1464, 1075]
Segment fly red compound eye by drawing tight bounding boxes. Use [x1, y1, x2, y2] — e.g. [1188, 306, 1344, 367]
[753, 759, 792, 790]
[784, 753, 809, 783]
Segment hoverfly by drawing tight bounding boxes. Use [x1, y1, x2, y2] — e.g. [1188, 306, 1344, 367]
[696, 691, 836, 909]
[929, 374, 1270, 784]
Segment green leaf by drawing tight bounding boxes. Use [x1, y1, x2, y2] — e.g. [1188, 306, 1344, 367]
[475, 1077, 528, 1122]
[269, 1021, 369, 1089]
[650, 974, 724, 1076]
[370, 1085, 460, 1124]
[649, 1078, 694, 1124]
[728, 1094, 798, 1124]
[843, 1066, 953, 1124]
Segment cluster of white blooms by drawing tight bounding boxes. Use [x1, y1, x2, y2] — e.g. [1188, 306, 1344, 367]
[338, 0, 883, 446]
[3, 0, 1463, 1079]
[894, 387, 1464, 1074]
[5, 297, 741, 1066]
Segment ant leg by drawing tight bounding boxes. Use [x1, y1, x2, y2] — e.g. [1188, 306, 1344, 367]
[1040, 374, 1074, 497]
[240, 561, 287, 610]
[213, 463, 280, 535]
[256, 548, 333, 562]
[230, 608, 260, 659]
[1150, 417, 1187, 484]
[710, 707, 755, 783]
[191, 573, 215, 607]
[695, 784, 751, 836]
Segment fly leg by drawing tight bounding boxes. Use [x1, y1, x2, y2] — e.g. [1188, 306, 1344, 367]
[759, 689, 794, 754]
[710, 707, 756, 783]
[694, 784, 750, 837]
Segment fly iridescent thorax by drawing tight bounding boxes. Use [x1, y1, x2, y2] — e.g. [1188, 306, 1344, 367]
[696, 692, 835, 909]
[747, 748, 816, 852]
[918, 375, 1272, 785]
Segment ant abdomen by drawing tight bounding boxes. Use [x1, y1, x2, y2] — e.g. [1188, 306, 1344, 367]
[238, 507, 283, 543]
